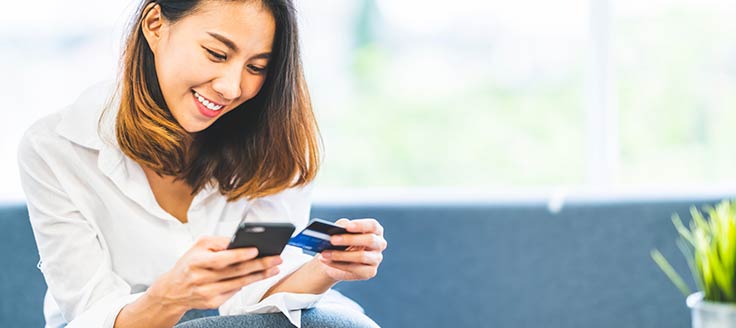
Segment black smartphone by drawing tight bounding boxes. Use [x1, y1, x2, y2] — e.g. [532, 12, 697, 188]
[227, 221, 296, 258]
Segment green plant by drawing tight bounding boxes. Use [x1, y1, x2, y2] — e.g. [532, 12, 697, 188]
[651, 200, 736, 303]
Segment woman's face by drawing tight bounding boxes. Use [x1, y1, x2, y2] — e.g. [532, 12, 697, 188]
[142, 1, 275, 133]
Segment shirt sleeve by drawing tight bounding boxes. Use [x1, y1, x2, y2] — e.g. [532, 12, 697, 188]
[218, 182, 327, 328]
[17, 131, 142, 328]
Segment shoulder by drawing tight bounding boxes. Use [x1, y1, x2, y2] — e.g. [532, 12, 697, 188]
[18, 80, 117, 163]
[18, 111, 66, 162]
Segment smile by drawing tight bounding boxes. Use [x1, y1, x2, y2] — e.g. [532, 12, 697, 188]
[193, 91, 224, 111]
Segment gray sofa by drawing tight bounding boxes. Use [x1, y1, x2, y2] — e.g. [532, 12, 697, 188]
[1, 195, 722, 327]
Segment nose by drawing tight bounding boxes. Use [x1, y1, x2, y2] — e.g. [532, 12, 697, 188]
[212, 64, 243, 101]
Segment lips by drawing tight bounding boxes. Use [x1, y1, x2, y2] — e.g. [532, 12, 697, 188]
[192, 91, 225, 118]
[193, 91, 225, 110]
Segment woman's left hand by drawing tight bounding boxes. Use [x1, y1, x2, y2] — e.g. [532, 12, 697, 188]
[316, 218, 388, 282]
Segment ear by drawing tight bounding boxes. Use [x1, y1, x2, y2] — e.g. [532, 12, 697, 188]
[141, 3, 165, 54]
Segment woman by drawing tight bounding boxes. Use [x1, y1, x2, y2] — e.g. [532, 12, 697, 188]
[17, 0, 387, 327]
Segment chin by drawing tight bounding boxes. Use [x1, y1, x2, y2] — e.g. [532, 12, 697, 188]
[182, 123, 210, 133]
[178, 117, 213, 133]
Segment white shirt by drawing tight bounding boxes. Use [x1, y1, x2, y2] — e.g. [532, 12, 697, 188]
[17, 81, 334, 328]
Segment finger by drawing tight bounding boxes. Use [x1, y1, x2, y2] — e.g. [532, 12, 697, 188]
[198, 247, 259, 270]
[215, 256, 283, 280]
[343, 218, 384, 235]
[322, 250, 383, 265]
[195, 236, 234, 251]
[331, 233, 387, 250]
[318, 257, 378, 279]
[198, 267, 281, 298]
[335, 218, 351, 227]
[206, 288, 243, 310]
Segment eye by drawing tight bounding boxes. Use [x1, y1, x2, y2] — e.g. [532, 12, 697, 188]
[247, 64, 267, 75]
[203, 47, 227, 61]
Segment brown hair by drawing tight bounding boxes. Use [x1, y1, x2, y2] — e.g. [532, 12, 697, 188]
[105, 0, 321, 201]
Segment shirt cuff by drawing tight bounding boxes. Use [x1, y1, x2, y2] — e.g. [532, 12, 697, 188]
[64, 292, 145, 328]
[238, 291, 324, 327]
[219, 246, 327, 327]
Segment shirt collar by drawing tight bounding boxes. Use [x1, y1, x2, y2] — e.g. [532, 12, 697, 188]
[55, 80, 119, 151]
[54, 80, 222, 222]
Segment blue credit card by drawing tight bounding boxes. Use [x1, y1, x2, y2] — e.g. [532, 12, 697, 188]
[288, 219, 352, 253]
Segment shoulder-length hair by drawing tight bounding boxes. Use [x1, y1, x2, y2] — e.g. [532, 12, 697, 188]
[105, 0, 321, 201]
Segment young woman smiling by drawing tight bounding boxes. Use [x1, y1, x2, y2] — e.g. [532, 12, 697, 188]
[17, 1, 386, 327]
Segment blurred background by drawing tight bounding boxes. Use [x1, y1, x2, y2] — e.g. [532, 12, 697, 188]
[2, 0, 736, 203]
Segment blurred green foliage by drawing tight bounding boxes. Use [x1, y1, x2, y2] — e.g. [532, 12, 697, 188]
[617, 6, 736, 185]
[316, 2, 736, 188]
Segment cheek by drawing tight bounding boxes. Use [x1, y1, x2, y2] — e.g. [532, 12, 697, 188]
[152, 56, 177, 108]
[243, 76, 267, 99]
[157, 48, 210, 92]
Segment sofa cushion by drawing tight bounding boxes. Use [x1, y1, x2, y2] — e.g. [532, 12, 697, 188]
[0, 204, 46, 327]
[1, 196, 725, 327]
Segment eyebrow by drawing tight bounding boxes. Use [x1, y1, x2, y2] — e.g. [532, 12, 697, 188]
[207, 32, 271, 60]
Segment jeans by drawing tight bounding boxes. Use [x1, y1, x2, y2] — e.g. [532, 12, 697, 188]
[174, 291, 379, 328]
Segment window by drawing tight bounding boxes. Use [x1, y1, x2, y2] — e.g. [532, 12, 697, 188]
[303, 0, 589, 189]
[2, 0, 734, 202]
[614, 0, 736, 187]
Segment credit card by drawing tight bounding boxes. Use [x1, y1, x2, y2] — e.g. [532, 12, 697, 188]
[288, 219, 352, 253]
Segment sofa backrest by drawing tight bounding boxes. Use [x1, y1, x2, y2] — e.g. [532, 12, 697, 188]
[1, 197, 725, 327]
[313, 197, 721, 328]
[0, 204, 46, 327]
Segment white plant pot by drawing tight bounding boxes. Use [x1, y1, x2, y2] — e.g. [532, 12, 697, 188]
[687, 292, 736, 328]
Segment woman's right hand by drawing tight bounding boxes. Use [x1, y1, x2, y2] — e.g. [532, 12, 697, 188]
[146, 236, 283, 312]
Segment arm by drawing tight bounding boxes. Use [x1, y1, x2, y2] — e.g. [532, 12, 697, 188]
[114, 238, 281, 328]
[113, 293, 187, 328]
[18, 133, 143, 327]
[215, 184, 330, 322]
[19, 132, 281, 328]
[260, 256, 338, 301]
[216, 187, 385, 326]
[261, 218, 387, 301]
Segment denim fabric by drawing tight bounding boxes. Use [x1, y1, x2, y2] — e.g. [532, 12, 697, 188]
[174, 305, 380, 328]
[177, 308, 221, 324]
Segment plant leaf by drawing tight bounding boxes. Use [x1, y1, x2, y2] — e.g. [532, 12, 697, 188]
[651, 249, 692, 297]
[672, 214, 695, 246]
[677, 238, 702, 293]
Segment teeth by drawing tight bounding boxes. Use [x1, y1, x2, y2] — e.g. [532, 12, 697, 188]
[193, 91, 223, 111]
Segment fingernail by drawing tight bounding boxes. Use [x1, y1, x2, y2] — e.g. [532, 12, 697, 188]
[321, 251, 331, 258]
[332, 236, 342, 243]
